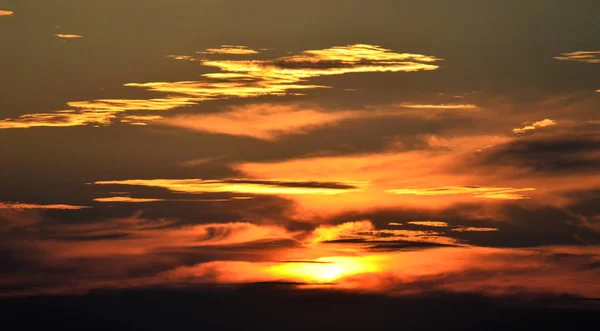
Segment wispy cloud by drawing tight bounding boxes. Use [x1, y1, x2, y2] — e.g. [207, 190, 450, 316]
[554, 51, 600, 64]
[93, 197, 166, 203]
[166, 55, 198, 61]
[386, 186, 536, 200]
[0, 111, 116, 129]
[54, 34, 83, 39]
[408, 221, 449, 227]
[0, 202, 89, 210]
[94, 178, 367, 195]
[399, 104, 478, 109]
[159, 104, 409, 140]
[0, 10, 13, 16]
[199, 45, 259, 55]
[452, 227, 498, 232]
[1, 44, 441, 130]
[513, 118, 557, 134]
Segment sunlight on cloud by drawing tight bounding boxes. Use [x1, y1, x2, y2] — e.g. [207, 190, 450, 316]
[93, 197, 166, 203]
[400, 104, 478, 109]
[554, 51, 600, 64]
[513, 118, 557, 134]
[159, 104, 409, 140]
[68, 98, 196, 112]
[452, 227, 498, 232]
[54, 34, 83, 39]
[94, 178, 367, 195]
[0, 10, 13, 16]
[386, 186, 536, 200]
[407, 221, 449, 227]
[1, 44, 441, 129]
[0, 111, 116, 129]
[199, 45, 259, 55]
[0, 202, 89, 210]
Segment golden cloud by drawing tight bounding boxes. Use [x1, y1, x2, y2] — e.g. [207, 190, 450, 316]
[2, 44, 441, 129]
[94, 178, 366, 196]
[199, 45, 259, 55]
[68, 98, 196, 112]
[386, 186, 536, 200]
[407, 221, 449, 227]
[0, 111, 116, 129]
[399, 104, 478, 109]
[0, 202, 89, 210]
[554, 51, 600, 64]
[93, 197, 166, 203]
[452, 227, 498, 232]
[159, 104, 409, 140]
[0, 10, 13, 16]
[513, 118, 557, 134]
[54, 34, 83, 39]
[166, 55, 198, 61]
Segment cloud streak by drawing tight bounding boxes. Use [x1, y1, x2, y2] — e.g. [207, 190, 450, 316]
[0, 111, 116, 129]
[554, 51, 600, 64]
[199, 45, 259, 55]
[386, 186, 536, 200]
[94, 178, 367, 195]
[513, 119, 557, 134]
[0, 10, 13, 16]
[0, 202, 89, 210]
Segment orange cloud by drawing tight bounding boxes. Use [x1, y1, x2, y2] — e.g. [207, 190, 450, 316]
[54, 34, 83, 39]
[0, 111, 116, 129]
[199, 45, 259, 55]
[399, 104, 478, 109]
[2, 44, 441, 130]
[554, 51, 600, 64]
[0, 10, 13, 16]
[0, 202, 89, 210]
[92, 45, 440, 111]
[93, 197, 166, 203]
[68, 98, 195, 112]
[166, 55, 198, 61]
[159, 104, 410, 140]
[386, 186, 536, 200]
[513, 118, 557, 134]
[407, 221, 449, 227]
[452, 227, 498, 232]
[94, 178, 366, 196]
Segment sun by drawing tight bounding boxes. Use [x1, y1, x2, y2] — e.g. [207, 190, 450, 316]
[268, 256, 379, 283]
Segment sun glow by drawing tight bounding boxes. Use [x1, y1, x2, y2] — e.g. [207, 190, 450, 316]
[268, 256, 380, 283]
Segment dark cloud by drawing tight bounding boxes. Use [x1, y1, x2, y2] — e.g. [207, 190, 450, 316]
[474, 132, 600, 174]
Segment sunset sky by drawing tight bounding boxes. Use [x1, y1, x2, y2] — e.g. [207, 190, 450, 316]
[1, 0, 599, 306]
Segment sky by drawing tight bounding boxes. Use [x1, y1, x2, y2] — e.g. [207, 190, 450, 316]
[0, 0, 599, 302]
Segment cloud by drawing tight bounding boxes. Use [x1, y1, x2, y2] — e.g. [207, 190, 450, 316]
[513, 118, 557, 134]
[399, 104, 478, 109]
[199, 45, 259, 55]
[386, 186, 536, 200]
[554, 51, 600, 64]
[159, 104, 409, 140]
[88, 44, 440, 111]
[1, 44, 441, 130]
[309, 220, 456, 246]
[452, 227, 498, 232]
[166, 55, 197, 61]
[54, 34, 83, 39]
[408, 221, 449, 227]
[94, 178, 366, 195]
[0, 10, 13, 16]
[68, 98, 195, 112]
[0, 111, 116, 129]
[474, 132, 600, 175]
[0, 202, 89, 210]
[93, 197, 166, 203]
